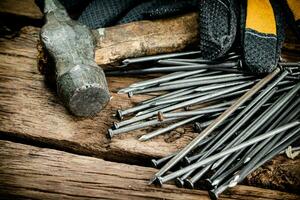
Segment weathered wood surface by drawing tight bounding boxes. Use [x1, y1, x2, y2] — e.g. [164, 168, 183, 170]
[1, 140, 299, 200]
[0, 26, 300, 194]
[0, 26, 194, 163]
[0, 0, 42, 19]
[95, 13, 198, 65]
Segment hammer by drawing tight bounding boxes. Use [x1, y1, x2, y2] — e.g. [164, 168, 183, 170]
[40, 0, 198, 117]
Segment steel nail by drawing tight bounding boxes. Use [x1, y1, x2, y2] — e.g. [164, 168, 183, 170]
[122, 51, 201, 65]
[138, 115, 202, 141]
[132, 76, 252, 94]
[151, 152, 178, 168]
[157, 60, 201, 66]
[209, 178, 233, 200]
[185, 165, 211, 189]
[135, 104, 173, 117]
[106, 62, 239, 75]
[161, 58, 217, 64]
[108, 117, 181, 138]
[149, 69, 280, 184]
[228, 124, 300, 188]
[201, 70, 288, 167]
[210, 159, 244, 187]
[141, 88, 193, 105]
[159, 74, 248, 86]
[156, 120, 296, 184]
[243, 95, 299, 162]
[212, 81, 300, 170]
[116, 103, 153, 120]
[152, 136, 214, 168]
[196, 86, 277, 169]
[118, 82, 253, 128]
[130, 70, 206, 88]
[194, 81, 248, 92]
[153, 91, 210, 106]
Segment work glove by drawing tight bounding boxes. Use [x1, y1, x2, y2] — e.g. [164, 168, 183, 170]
[36, 0, 299, 75]
[240, 0, 285, 73]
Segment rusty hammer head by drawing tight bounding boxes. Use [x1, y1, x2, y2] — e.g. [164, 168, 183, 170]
[40, 0, 110, 117]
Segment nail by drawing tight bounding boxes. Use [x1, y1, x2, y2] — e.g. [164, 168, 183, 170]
[122, 51, 201, 65]
[151, 152, 178, 168]
[197, 87, 277, 169]
[210, 150, 244, 181]
[108, 117, 181, 138]
[202, 70, 288, 167]
[132, 76, 252, 94]
[118, 82, 254, 128]
[157, 120, 295, 184]
[212, 81, 300, 170]
[130, 70, 206, 88]
[194, 115, 237, 133]
[243, 97, 300, 163]
[135, 104, 173, 117]
[141, 88, 193, 105]
[161, 58, 216, 64]
[184, 145, 225, 165]
[157, 60, 202, 66]
[116, 103, 153, 120]
[210, 159, 244, 187]
[228, 123, 300, 188]
[279, 61, 300, 67]
[209, 178, 233, 200]
[138, 115, 202, 141]
[187, 71, 222, 78]
[153, 91, 210, 106]
[274, 125, 300, 150]
[159, 74, 248, 86]
[106, 62, 239, 75]
[152, 136, 214, 168]
[194, 81, 248, 92]
[185, 165, 211, 189]
[178, 98, 264, 183]
[149, 68, 280, 184]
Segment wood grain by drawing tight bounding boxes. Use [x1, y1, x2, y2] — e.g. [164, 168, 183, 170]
[0, 27, 299, 193]
[1, 140, 299, 200]
[95, 13, 198, 65]
[0, 26, 193, 164]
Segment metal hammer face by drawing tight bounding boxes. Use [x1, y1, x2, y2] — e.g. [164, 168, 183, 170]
[40, 0, 110, 117]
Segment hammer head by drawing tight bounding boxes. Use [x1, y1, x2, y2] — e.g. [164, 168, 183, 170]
[40, 0, 110, 117]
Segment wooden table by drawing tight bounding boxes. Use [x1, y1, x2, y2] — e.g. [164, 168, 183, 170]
[0, 1, 299, 199]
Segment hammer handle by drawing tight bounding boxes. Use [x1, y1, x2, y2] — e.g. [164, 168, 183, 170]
[94, 13, 199, 66]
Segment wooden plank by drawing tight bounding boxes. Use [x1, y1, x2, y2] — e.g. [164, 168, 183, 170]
[0, 0, 42, 19]
[0, 140, 299, 200]
[0, 26, 299, 193]
[0, 26, 194, 162]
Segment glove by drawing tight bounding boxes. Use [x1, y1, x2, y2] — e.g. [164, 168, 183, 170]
[240, 0, 285, 74]
[36, 0, 299, 75]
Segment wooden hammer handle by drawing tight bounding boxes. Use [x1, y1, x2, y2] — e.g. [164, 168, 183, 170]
[93, 13, 199, 66]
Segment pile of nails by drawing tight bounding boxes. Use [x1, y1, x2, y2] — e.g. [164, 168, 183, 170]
[106, 51, 300, 199]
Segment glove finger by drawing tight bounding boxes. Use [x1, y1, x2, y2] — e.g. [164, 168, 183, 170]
[242, 0, 284, 74]
[78, 0, 139, 29]
[198, 0, 238, 60]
